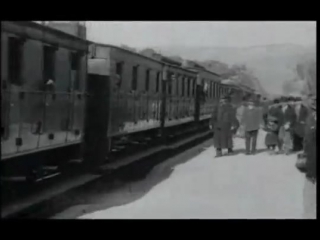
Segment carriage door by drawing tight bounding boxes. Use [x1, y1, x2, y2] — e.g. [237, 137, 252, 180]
[83, 59, 110, 166]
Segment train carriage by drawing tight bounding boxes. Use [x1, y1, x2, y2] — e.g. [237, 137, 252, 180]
[87, 43, 164, 138]
[84, 43, 168, 165]
[198, 71, 221, 121]
[1, 21, 89, 163]
[182, 60, 222, 122]
[162, 61, 197, 127]
[1, 21, 262, 184]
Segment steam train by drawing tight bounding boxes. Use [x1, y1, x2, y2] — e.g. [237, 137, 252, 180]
[1, 21, 257, 180]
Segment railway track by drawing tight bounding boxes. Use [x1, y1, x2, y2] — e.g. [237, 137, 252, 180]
[2, 126, 212, 219]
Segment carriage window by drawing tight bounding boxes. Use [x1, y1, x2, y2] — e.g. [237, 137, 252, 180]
[8, 37, 24, 85]
[43, 45, 56, 83]
[211, 82, 213, 98]
[181, 77, 185, 97]
[145, 69, 150, 91]
[115, 62, 123, 87]
[156, 72, 160, 93]
[176, 75, 179, 95]
[132, 65, 138, 90]
[70, 52, 81, 90]
[211, 82, 214, 98]
[168, 73, 172, 95]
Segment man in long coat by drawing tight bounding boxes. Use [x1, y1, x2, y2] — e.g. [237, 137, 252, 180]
[302, 94, 316, 219]
[267, 98, 284, 151]
[210, 95, 239, 157]
[279, 96, 297, 154]
[261, 97, 270, 126]
[292, 96, 309, 151]
[268, 99, 283, 123]
[241, 97, 263, 155]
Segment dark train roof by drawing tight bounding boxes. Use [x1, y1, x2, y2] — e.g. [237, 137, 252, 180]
[91, 42, 197, 74]
[160, 56, 182, 67]
[221, 80, 256, 92]
[182, 60, 220, 77]
[1, 21, 90, 44]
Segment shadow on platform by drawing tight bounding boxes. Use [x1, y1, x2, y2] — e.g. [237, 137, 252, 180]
[50, 144, 209, 218]
[229, 148, 267, 156]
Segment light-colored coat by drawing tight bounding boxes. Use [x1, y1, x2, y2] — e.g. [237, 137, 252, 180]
[241, 106, 263, 132]
[236, 105, 246, 137]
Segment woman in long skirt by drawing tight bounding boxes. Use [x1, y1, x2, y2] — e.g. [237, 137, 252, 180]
[264, 115, 280, 154]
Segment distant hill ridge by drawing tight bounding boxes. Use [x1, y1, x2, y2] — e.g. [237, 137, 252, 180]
[150, 44, 315, 95]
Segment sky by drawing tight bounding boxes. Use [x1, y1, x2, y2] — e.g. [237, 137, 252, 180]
[86, 21, 316, 49]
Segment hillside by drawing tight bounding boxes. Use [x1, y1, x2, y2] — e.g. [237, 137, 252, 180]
[153, 44, 315, 95]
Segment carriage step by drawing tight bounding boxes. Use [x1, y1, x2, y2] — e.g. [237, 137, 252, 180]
[114, 142, 128, 146]
[114, 139, 128, 144]
[1, 176, 27, 182]
[34, 172, 61, 182]
[42, 166, 59, 171]
[111, 148, 122, 152]
[68, 159, 83, 164]
[114, 145, 126, 149]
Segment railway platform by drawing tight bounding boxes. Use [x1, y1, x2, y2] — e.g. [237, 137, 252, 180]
[53, 131, 306, 219]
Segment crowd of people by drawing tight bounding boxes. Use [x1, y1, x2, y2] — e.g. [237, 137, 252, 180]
[209, 92, 317, 219]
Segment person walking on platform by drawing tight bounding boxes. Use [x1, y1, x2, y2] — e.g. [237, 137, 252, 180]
[241, 98, 263, 155]
[236, 96, 247, 138]
[255, 94, 262, 107]
[261, 97, 270, 125]
[267, 98, 284, 153]
[268, 98, 283, 123]
[209, 94, 239, 157]
[292, 96, 309, 152]
[279, 96, 296, 154]
[264, 115, 281, 154]
[302, 94, 316, 219]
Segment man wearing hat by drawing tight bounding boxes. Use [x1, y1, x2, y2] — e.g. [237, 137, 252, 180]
[210, 94, 239, 157]
[292, 96, 309, 152]
[302, 94, 316, 219]
[266, 98, 284, 152]
[279, 96, 297, 154]
[261, 97, 270, 126]
[241, 97, 263, 154]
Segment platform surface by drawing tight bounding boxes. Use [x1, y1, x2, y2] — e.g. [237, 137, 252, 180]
[58, 131, 306, 219]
